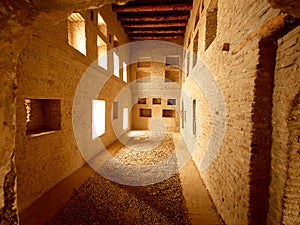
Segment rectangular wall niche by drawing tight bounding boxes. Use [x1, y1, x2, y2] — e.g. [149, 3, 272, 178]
[113, 102, 118, 119]
[67, 13, 86, 55]
[25, 98, 61, 135]
[165, 70, 180, 82]
[152, 98, 161, 105]
[163, 109, 175, 118]
[166, 56, 180, 66]
[138, 98, 146, 104]
[167, 99, 176, 105]
[140, 109, 152, 117]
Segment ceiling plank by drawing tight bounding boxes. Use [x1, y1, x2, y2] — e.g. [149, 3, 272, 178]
[117, 15, 189, 22]
[121, 21, 187, 28]
[113, 3, 193, 13]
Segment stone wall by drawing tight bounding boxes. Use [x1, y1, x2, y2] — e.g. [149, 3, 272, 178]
[268, 25, 300, 225]
[182, 0, 298, 224]
[15, 5, 129, 213]
[129, 44, 183, 132]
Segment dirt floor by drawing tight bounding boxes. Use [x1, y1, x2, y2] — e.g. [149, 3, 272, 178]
[20, 131, 222, 225]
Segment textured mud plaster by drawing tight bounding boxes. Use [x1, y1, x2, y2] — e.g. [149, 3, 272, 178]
[0, 0, 129, 224]
[0, 153, 18, 225]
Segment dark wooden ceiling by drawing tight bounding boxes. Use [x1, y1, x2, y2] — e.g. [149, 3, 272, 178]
[112, 0, 193, 41]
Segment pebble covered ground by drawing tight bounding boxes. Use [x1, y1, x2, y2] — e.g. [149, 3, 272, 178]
[46, 132, 191, 225]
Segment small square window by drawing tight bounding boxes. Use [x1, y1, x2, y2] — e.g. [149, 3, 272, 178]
[152, 98, 161, 105]
[140, 109, 152, 117]
[167, 99, 176, 105]
[25, 99, 61, 135]
[162, 109, 175, 118]
[138, 98, 146, 104]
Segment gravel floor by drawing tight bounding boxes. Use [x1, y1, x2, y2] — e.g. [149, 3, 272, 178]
[46, 132, 191, 225]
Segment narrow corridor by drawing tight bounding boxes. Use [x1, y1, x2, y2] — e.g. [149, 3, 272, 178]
[20, 132, 222, 225]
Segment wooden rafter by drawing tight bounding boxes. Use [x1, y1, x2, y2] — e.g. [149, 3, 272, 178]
[117, 15, 189, 22]
[129, 35, 183, 40]
[113, 3, 193, 13]
[126, 29, 185, 34]
[121, 21, 187, 28]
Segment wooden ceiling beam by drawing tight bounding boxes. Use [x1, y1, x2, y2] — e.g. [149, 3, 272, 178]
[117, 15, 189, 22]
[126, 29, 185, 34]
[129, 35, 183, 40]
[121, 21, 187, 28]
[113, 3, 193, 13]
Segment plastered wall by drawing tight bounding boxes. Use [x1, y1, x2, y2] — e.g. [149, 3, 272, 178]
[15, 6, 130, 212]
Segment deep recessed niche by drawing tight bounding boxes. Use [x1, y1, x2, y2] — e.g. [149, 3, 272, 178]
[152, 98, 161, 105]
[25, 98, 61, 135]
[140, 108, 152, 117]
[162, 109, 175, 118]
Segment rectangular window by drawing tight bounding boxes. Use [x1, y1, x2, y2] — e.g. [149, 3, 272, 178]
[114, 36, 119, 47]
[97, 36, 107, 70]
[165, 70, 180, 82]
[123, 108, 129, 130]
[162, 109, 175, 118]
[205, 0, 218, 50]
[67, 13, 86, 55]
[113, 52, 120, 77]
[193, 32, 199, 67]
[123, 62, 128, 83]
[140, 109, 152, 117]
[138, 98, 146, 104]
[186, 52, 190, 77]
[98, 13, 107, 37]
[193, 99, 196, 134]
[167, 99, 176, 105]
[166, 56, 180, 66]
[113, 102, 118, 119]
[25, 99, 61, 135]
[92, 100, 105, 139]
[181, 100, 184, 128]
[152, 98, 161, 105]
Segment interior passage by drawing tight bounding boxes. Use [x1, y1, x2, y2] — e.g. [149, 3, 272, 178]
[20, 131, 221, 225]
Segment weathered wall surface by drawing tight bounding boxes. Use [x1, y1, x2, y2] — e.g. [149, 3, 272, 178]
[181, 0, 298, 224]
[15, 6, 129, 213]
[0, 0, 130, 223]
[129, 49, 182, 132]
[268, 26, 300, 225]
